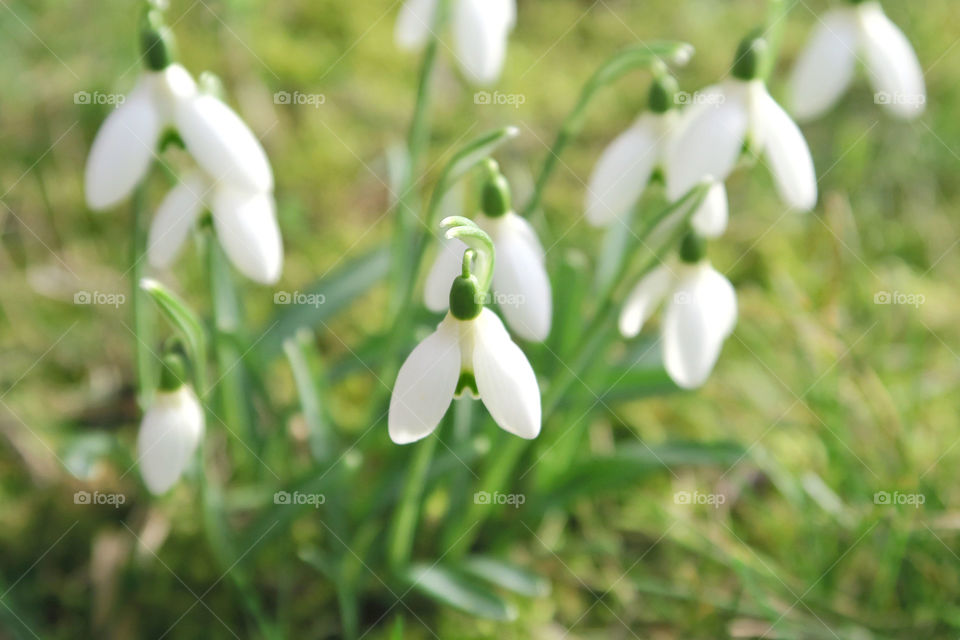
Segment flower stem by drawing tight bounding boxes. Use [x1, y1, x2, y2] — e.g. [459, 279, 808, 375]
[388, 434, 439, 571]
[131, 180, 155, 408]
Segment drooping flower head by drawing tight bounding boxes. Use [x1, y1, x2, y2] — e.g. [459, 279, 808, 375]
[425, 160, 552, 341]
[395, 0, 517, 86]
[390, 216, 541, 444]
[790, 0, 926, 121]
[619, 231, 737, 390]
[137, 350, 204, 494]
[667, 32, 818, 213]
[586, 73, 729, 238]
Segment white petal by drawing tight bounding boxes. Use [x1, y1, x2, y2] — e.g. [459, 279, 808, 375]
[756, 89, 818, 211]
[618, 265, 672, 338]
[395, 0, 439, 50]
[147, 173, 208, 269]
[586, 116, 660, 226]
[490, 214, 552, 342]
[666, 82, 749, 200]
[424, 236, 468, 312]
[789, 9, 860, 121]
[388, 317, 461, 444]
[84, 78, 163, 210]
[690, 181, 729, 238]
[453, 0, 514, 86]
[211, 186, 283, 285]
[473, 309, 541, 439]
[661, 264, 737, 389]
[858, 2, 926, 119]
[175, 94, 273, 192]
[137, 387, 205, 494]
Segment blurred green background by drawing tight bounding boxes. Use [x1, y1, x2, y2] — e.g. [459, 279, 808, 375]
[2, 0, 959, 637]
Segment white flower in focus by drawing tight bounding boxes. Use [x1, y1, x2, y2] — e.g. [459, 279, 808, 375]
[619, 254, 737, 390]
[666, 36, 818, 213]
[389, 308, 541, 444]
[137, 358, 204, 495]
[147, 171, 283, 285]
[586, 76, 729, 238]
[425, 162, 551, 342]
[84, 64, 273, 210]
[789, 1, 925, 121]
[395, 0, 516, 86]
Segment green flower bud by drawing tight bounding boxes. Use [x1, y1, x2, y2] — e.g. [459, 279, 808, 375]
[449, 274, 484, 320]
[141, 9, 176, 71]
[481, 159, 511, 218]
[649, 74, 679, 114]
[158, 352, 187, 391]
[732, 31, 768, 81]
[679, 230, 707, 264]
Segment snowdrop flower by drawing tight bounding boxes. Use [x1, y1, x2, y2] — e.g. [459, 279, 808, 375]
[84, 10, 273, 210]
[667, 34, 818, 212]
[425, 161, 551, 342]
[789, 0, 925, 121]
[395, 0, 516, 86]
[619, 233, 737, 389]
[147, 171, 283, 285]
[586, 74, 729, 238]
[390, 218, 541, 444]
[137, 352, 204, 494]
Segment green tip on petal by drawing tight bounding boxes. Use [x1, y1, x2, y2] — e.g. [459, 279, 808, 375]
[481, 159, 512, 218]
[731, 30, 768, 81]
[679, 230, 707, 264]
[649, 74, 679, 113]
[140, 9, 176, 71]
[449, 274, 484, 320]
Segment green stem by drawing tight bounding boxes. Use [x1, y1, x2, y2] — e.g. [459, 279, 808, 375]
[388, 435, 439, 571]
[132, 180, 155, 408]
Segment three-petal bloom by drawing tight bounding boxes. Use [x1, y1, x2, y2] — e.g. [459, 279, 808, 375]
[84, 61, 282, 284]
[619, 259, 737, 390]
[395, 0, 516, 86]
[137, 383, 204, 495]
[666, 37, 818, 213]
[586, 80, 729, 238]
[789, 1, 926, 121]
[425, 211, 551, 342]
[389, 307, 541, 444]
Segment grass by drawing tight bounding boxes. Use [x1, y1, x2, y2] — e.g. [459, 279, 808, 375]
[2, 0, 959, 638]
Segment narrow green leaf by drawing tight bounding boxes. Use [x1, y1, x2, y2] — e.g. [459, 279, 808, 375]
[283, 330, 334, 462]
[139, 278, 206, 388]
[460, 556, 551, 597]
[258, 247, 391, 361]
[404, 563, 517, 621]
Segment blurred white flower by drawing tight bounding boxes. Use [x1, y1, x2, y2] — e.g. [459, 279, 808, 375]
[619, 259, 737, 390]
[666, 77, 818, 212]
[425, 212, 551, 342]
[389, 307, 541, 444]
[789, 1, 925, 121]
[147, 171, 283, 285]
[586, 110, 729, 238]
[395, 0, 516, 86]
[84, 63, 273, 210]
[137, 383, 204, 495]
